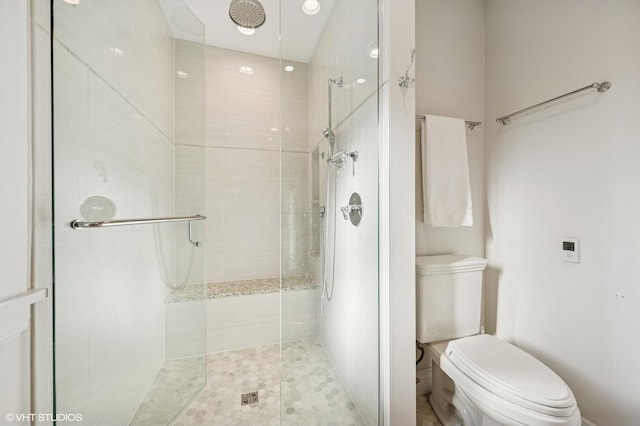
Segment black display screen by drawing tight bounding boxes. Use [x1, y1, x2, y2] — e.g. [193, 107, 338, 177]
[563, 241, 575, 251]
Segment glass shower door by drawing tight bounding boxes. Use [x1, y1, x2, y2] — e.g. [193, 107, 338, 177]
[52, 1, 206, 424]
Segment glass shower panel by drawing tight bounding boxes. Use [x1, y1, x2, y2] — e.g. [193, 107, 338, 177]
[52, 1, 206, 424]
[280, 0, 380, 424]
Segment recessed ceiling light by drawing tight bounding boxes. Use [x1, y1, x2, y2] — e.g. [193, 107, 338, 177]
[356, 78, 366, 84]
[270, 127, 279, 132]
[176, 71, 189, 78]
[237, 25, 255, 36]
[302, 0, 321, 15]
[284, 65, 295, 72]
[64, 0, 80, 4]
[239, 66, 254, 75]
[369, 48, 379, 59]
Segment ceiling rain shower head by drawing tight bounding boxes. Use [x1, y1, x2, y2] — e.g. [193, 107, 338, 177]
[229, 0, 266, 29]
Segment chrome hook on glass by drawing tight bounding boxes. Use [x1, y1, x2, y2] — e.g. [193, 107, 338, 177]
[397, 49, 416, 88]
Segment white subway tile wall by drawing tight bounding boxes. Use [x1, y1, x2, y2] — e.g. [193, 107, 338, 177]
[173, 43, 311, 282]
[54, 0, 174, 139]
[165, 288, 319, 356]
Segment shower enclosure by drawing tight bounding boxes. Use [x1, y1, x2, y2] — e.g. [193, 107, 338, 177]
[52, 0, 379, 424]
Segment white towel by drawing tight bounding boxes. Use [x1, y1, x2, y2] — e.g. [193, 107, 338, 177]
[421, 115, 473, 227]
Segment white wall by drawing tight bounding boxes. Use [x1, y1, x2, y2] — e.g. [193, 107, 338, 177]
[485, 1, 640, 424]
[379, 0, 417, 423]
[0, 0, 33, 419]
[415, 0, 485, 258]
[308, 1, 380, 424]
[414, 0, 485, 377]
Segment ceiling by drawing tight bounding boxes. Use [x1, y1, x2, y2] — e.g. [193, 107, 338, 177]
[160, 0, 336, 63]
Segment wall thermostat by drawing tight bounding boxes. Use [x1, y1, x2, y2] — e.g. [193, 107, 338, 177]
[561, 237, 580, 263]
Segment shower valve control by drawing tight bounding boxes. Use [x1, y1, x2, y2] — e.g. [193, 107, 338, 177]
[349, 150, 358, 176]
[328, 150, 358, 175]
[341, 192, 363, 226]
[340, 205, 361, 220]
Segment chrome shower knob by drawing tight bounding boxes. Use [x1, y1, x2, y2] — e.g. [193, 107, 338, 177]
[341, 193, 363, 226]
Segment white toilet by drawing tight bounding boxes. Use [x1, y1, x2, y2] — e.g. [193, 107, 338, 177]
[416, 254, 581, 426]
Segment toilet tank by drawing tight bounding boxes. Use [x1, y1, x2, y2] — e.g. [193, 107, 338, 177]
[416, 254, 488, 343]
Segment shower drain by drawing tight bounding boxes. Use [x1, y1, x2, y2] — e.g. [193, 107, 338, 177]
[241, 391, 259, 406]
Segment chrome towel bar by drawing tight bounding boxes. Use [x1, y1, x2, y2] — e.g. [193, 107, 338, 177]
[70, 214, 206, 229]
[496, 81, 611, 125]
[415, 115, 482, 131]
[70, 214, 207, 246]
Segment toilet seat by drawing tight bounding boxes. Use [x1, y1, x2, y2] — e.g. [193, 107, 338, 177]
[440, 335, 581, 425]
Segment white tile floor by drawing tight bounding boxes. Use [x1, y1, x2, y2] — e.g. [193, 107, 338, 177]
[133, 339, 363, 425]
[131, 345, 448, 426]
[279, 340, 363, 426]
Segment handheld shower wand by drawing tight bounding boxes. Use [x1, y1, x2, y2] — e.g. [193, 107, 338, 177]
[320, 76, 343, 310]
[322, 77, 343, 156]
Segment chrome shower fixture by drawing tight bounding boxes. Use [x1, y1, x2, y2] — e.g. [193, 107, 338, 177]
[322, 127, 336, 148]
[323, 77, 343, 156]
[327, 150, 358, 175]
[340, 192, 363, 226]
[229, 0, 266, 29]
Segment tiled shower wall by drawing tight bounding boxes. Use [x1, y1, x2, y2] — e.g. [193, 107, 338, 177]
[171, 42, 316, 355]
[308, 0, 380, 424]
[175, 43, 310, 283]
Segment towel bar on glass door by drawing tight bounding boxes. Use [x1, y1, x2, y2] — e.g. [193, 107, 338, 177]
[70, 214, 207, 246]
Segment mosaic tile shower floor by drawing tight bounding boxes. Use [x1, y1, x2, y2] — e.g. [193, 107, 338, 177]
[136, 339, 364, 425]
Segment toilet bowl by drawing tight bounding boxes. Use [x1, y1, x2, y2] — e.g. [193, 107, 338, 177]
[435, 334, 581, 425]
[416, 255, 581, 425]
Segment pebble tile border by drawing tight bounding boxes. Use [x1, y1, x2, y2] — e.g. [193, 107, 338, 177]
[165, 276, 318, 303]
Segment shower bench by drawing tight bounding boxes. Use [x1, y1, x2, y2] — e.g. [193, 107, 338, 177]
[165, 277, 319, 357]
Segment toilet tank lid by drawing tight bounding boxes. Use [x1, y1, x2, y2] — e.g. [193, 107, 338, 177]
[416, 254, 487, 275]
